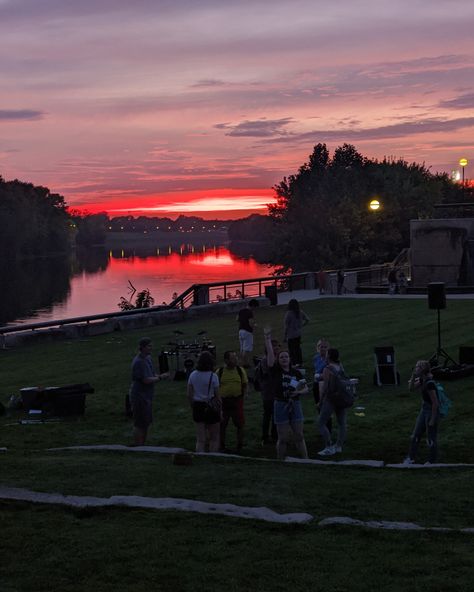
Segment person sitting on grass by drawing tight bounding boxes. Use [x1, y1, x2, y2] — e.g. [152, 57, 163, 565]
[264, 327, 308, 460]
[404, 360, 439, 465]
[129, 337, 169, 446]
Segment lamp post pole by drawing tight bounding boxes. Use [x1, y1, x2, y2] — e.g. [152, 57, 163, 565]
[459, 158, 468, 190]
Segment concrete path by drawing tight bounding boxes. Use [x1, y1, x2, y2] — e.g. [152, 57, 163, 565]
[277, 289, 474, 305]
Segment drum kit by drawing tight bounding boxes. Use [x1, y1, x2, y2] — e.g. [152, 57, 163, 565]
[161, 330, 216, 380]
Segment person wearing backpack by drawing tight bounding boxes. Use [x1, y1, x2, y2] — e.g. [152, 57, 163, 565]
[404, 360, 440, 464]
[217, 350, 248, 453]
[318, 348, 349, 456]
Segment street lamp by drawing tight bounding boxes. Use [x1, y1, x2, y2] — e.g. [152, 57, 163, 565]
[369, 198, 381, 211]
[459, 158, 468, 186]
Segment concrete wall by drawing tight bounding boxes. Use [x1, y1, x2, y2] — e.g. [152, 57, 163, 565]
[1, 298, 270, 348]
[410, 219, 474, 287]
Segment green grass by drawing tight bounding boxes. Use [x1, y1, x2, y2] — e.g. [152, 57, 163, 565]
[1, 297, 474, 590]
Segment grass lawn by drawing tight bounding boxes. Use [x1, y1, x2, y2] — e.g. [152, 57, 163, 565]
[1, 297, 474, 590]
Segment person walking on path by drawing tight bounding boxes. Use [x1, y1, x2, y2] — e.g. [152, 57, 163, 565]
[337, 270, 345, 295]
[237, 298, 259, 369]
[318, 348, 348, 456]
[404, 360, 439, 464]
[187, 351, 221, 453]
[217, 350, 248, 453]
[388, 267, 398, 295]
[129, 337, 168, 446]
[283, 298, 309, 366]
[265, 327, 309, 460]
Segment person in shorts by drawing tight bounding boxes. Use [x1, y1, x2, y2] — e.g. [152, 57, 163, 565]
[187, 351, 221, 453]
[237, 299, 259, 368]
[217, 350, 248, 453]
[129, 338, 168, 446]
[264, 328, 309, 460]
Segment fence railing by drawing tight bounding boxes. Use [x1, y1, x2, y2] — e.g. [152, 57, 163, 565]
[0, 264, 407, 337]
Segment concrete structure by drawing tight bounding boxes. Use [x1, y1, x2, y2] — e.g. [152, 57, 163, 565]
[410, 218, 474, 287]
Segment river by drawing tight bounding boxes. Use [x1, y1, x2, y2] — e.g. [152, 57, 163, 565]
[1, 242, 276, 326]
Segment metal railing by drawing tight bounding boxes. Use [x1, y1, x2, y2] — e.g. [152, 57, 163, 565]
[0, 272, 314, 335]
[0, 262, 410, 337]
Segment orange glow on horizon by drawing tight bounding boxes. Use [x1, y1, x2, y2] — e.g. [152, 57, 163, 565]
[70, 188, 276, 219]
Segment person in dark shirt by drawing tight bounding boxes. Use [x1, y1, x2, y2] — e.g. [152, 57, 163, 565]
[129, 338, 168, 446]
[404, 360, 439, 464]
[264, 327, 309, 460]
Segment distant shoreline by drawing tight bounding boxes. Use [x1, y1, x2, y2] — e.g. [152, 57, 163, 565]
[104, 230, 229, 248]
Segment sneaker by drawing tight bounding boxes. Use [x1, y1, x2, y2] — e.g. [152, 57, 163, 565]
[318, 446, 336, 456]
[333, 445, 342, 453]
[402, 457, 415, 465]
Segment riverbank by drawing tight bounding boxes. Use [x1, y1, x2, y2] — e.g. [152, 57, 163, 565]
[104, 229, 229, 248]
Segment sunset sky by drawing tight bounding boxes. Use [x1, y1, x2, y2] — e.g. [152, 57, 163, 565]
[1, 0, 473, 219]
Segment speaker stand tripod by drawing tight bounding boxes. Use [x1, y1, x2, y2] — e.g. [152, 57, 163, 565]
[429, 308, 457, 368]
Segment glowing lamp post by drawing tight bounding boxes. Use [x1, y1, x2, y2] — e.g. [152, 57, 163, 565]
[459, 158, 468, 186]
[369, 198, 381, 211]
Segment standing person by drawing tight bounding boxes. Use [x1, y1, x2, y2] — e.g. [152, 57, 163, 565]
[398, 271, 408, 294]
[318, 348, 348, 456]
[237, 298, 259, 368]
[187, 351, 221, 453]
[318, 269, 327, 295]
[255, 338, 281, 445]
[283, 298, 309, 366]
[312, 338, 333, 435]
[388, 267, 398, 295]
[217, 351, 248, 453]
[264, 328, 309, 460]
[129, 337, 168, 446]
[337, 270, 345, 295]
[404, 360, 439, 464]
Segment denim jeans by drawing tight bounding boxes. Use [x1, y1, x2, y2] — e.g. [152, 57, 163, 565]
[319, 398, 346, 447]
[408, 402, 439, 463]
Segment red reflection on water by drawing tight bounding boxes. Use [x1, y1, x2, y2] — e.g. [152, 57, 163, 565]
[107, 246, 270, 283]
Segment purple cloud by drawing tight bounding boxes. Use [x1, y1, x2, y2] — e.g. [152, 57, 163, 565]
[0, 109, 44, 121]
[439, 93, 474, 110]
[264, 116, 474, 144]
[215, 118, 294, 137]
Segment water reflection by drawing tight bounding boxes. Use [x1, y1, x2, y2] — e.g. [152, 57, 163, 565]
[1, 243, 275, 326]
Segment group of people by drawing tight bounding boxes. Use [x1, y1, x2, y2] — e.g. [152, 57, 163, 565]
[129, 299, 442, 464]
[387, 267, 408, 295]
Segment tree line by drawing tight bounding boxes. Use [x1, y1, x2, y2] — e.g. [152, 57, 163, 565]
[234, 144, 471, 271]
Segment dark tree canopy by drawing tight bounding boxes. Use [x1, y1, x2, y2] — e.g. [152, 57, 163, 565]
[268, 143, 468, 271]
[0, 177, 71, 259]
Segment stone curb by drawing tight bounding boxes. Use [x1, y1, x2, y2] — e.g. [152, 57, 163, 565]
[0, 485, 312, 524]
[2, 485, 474, 533]
[46, 445, 474, 469]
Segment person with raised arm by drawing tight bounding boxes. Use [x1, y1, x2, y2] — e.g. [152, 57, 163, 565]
[264, 327, 308, 460]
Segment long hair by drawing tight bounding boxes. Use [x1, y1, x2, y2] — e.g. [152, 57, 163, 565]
[327, 348, 340, 363]
[196, 350, 215, 372]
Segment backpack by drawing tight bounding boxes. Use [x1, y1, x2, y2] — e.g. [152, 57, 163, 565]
[217, 366, 244, 384]
[327, 367, 355, 409]
[435, 382, 452, 418]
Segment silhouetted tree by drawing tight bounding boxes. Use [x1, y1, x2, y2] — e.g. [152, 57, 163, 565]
[268, 143, 467, 271]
